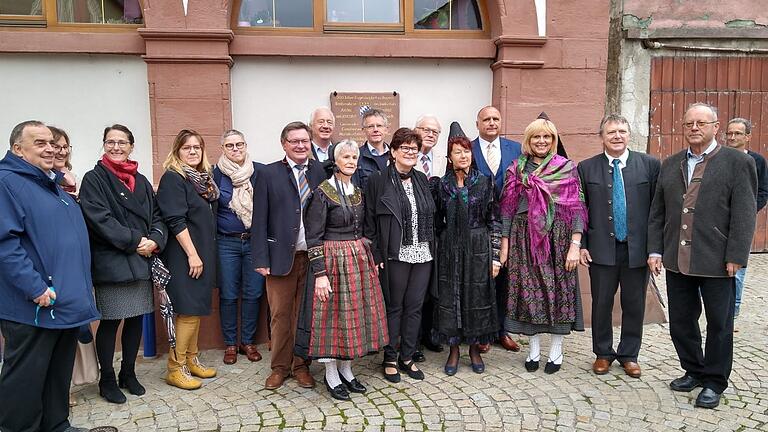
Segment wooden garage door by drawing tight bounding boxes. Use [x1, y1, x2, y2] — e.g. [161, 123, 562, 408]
[649, 56, 768, 252]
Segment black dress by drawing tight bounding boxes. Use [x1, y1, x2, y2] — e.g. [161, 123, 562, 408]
[156, 170, 218, 316]
[433, 168, 500, 344]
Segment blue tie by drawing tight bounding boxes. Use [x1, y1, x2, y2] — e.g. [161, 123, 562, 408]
[612, 159, 627, 242]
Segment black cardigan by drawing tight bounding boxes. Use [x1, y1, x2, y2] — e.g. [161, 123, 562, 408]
[79, 162, 168, 285]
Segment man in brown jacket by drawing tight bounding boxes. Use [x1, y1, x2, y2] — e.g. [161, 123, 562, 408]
[648, 103, 757, 409]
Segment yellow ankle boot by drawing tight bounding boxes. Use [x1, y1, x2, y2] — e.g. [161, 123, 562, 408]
[187, 356, 217, 379]
[166, 365, 202, 390]
[166, 315, 203, 389]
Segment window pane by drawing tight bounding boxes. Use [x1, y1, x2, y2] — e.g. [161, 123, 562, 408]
[57, 0, 143, 24]
[0, 0, 42, 15]
[327, 0, 400, 24]
[414, 0, 481, 30]
[238, 0, 312, 28]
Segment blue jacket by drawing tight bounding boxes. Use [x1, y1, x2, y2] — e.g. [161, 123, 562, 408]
[471, 137, 522, 201]
[352, 142, 389, 190]
[0, 151, 99, 328]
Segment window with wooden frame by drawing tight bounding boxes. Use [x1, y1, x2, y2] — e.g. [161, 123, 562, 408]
[234, 0, 485, 36]
[0, 0, 143, 28]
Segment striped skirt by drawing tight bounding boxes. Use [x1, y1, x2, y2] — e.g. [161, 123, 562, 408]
[305, 239, 389, 360]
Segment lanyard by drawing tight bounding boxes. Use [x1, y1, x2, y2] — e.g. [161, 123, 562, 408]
[34, 278, 56, 326]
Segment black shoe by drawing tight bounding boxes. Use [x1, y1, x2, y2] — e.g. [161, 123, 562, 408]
[382, 361, 401, 383]
[670, 375, 701, 392]
[524, 359, 539, 372]
[544, 361, 561, 374]
[118, 370, 146, 396]
[324, 378, 351, 401]
[423, 339, 444, 353]
[412, 350, 426, 363]
[695, 388, 721, 409]
[338, 373, 367, 393]
[398, 358, 425, 380]
[99, 371, 127, 404]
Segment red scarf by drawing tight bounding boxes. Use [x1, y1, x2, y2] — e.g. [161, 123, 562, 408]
[101, 154, 138, 192]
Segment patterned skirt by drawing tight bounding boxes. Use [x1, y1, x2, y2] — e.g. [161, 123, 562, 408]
[94, 279, 153, 320]
[303, 239, 389, 360]
[505, 214, 584, 336]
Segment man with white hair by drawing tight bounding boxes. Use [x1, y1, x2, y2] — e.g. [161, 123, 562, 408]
[310, 107, 335, 163]
[413, 115, 446, 179]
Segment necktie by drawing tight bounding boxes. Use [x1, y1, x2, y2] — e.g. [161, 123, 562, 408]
[612, 159, 627, 242]
[486, 143, 500, 175]
[421, 154, 431, 178]
[295, 164, 310, 210]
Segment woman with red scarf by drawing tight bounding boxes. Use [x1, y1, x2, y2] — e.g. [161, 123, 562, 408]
[79, 124, 168, 403]
[499, 118, 587, 374]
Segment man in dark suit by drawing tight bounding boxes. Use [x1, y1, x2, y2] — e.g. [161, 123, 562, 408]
[578, 114, 660, 379]
[353, 108, 390, 189]
[725, 117, 767, 318]
[252, 121, 325, 391]
[309, 107, 336, 178]
[648, 103, 757, 409]
[470, 105, 522, 352]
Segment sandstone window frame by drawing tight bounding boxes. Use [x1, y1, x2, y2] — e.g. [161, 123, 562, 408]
[0, 0, 143, 30]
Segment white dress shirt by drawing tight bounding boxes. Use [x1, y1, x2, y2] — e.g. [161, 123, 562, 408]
[286, 156, 308, 251]
[479, 136, 501, 175]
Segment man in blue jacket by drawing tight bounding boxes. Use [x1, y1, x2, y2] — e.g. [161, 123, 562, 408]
[0, 120, 100, 432]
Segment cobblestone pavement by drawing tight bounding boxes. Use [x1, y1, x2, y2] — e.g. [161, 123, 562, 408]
[70, 255, 768, 432]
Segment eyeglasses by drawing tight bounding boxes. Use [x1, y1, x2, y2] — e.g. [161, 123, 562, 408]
[398, 146, 420, 154]
[286, 140, 309, 145]
[363, 124, 386, 131]
[682, 120, 717, 130]
[416, 126, 441, 136]
[179, 145, 202, 153]
[104, 140, 131, 149]
[726, 131, 746, 137]
[224, 141, 246, 150]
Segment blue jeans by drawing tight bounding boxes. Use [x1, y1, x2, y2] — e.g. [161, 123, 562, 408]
[217, 234, 265, 346]
[734, 267, 746, 311]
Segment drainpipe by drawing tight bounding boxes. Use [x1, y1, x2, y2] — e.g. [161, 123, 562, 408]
[643, 39, 768, 54]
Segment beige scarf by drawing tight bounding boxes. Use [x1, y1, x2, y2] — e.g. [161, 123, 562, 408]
[217, 153, 254, 229]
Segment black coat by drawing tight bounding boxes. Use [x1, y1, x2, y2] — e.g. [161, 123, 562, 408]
[251, 158, 325, 276]
[157, 170, 218, 315]
[578, 151, 660, 268]
[352, 143, 388, 190]
[363, 168, 436, 303]
[79, 162, 168, 285]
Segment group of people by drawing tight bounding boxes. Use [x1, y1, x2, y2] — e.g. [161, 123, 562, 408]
[0, 101, 761, 431]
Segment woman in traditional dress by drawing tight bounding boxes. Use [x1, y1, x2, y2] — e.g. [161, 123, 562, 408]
[433, 134, 500, 376]
[499, 118, 587, 374]
[365, 127, 436, 383]
[296, 140, 388, 401]
[79, 124, 168, 403]
[157, 129, 219, 390]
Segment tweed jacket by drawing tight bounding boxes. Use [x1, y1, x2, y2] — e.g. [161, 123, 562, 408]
[647, 143, 757, 277]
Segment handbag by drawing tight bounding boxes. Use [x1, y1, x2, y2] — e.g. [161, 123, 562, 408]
[72, 338, 99, 386]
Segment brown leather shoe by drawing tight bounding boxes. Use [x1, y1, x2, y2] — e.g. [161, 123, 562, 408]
[294, 369, 316, 388]
[264, 371, 287, 390]
[622, 361, 641, 378]
[500, 334, 521, 352]
[223, 346, 238, 365]
[592, 358, 612, 375]
[239, 344, 262, 362]
[477, 343, 491, 353]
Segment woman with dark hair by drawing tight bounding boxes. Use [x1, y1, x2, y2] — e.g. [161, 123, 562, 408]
[433, 135, 500, 376]
[365, 127, 436, 382]
[48, 126, 77, 197]
[499, 118, 587, 374]
[157, 129, 219, 390]
[79, 124, 168, 403]
[296, 139, 388, 401]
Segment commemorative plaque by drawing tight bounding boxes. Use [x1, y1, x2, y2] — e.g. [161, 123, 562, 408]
[330, 91, 400, 145]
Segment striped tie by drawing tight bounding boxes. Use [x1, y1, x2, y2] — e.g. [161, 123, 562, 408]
[295, 164, 310, 209]
[421, 154, 431, 178]
[486, 142, 500, 175]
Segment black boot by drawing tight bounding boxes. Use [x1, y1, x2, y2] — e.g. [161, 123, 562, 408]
[118, 365, 146, 396]
[99, 369, 127, 404]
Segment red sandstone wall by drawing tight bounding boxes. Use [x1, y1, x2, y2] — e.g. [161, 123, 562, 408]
[624, 0, 768, 31]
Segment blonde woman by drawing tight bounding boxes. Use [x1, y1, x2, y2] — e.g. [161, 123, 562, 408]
[157, 129, 219, 390]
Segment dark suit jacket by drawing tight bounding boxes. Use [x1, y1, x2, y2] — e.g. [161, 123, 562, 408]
[471, 137, 522, 200]
[578, 151, 660, 268]
[648, 144, 757, 277]
[352, 142, 389, 190]
[747, 149, 768, 211]
[252, 158, 325, 276]
[311, 142, 335, 179]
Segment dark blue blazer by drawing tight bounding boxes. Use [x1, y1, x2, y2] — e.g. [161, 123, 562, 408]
[471, 137, 522, 200]
[251, 158, 325, 276]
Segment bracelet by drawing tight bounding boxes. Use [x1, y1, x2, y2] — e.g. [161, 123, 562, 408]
[570, 240, 581, 246]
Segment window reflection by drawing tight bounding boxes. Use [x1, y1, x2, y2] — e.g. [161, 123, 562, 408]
[55, 0, 143, 24]
[0, 0, 41, 15]
[414, 0, 481, 30]
[327, 0, 400, 24]
[238, 0, 313, 28]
